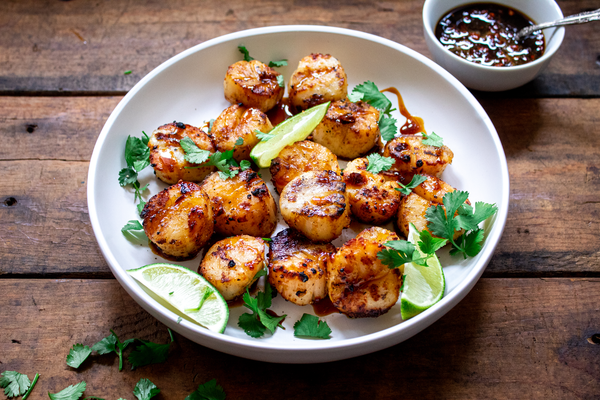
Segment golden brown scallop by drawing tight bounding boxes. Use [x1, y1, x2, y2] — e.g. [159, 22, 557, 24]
[312, 100, 380, 159]
[268, 228, 336, 306]
[224, 60, 284, 113]
[200, 168, 277, 237]
[141, 181, 213, 258]
[288, 53, 348, 113]
[279, 170, 351, 243]
[383, 135, 454, 180]
[210, 104, 273, 163]
[148, 122, 216, 184]
[199, 235, 267, 301]
[269, 140, 340, 194]
[327, 227, 401, 318]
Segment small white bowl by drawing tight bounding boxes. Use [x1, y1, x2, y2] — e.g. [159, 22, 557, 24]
[423, 0, 565, 91]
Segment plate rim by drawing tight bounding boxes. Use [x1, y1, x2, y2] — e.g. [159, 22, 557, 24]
[87, 24, 510, 362]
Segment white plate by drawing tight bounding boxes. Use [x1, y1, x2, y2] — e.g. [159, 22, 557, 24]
[87, 25, 509, 363]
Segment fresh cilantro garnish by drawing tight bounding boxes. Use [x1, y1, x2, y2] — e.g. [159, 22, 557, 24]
[365, 154, 394, 174]
[425, 191, 498, 258]
[124, 70, 132, 75]
[48, 381, 86, 400]
[400, 274, 407, 291]
[422, 131, 443, 147]
[1, 371, 35, 398]
[91, 330, 134, 372]
[207, 119, 215, 133]
[394, 174, 428, 196]
[121, 220, 147, 243]
[180, 137, 211, 165]
[262, 237, 272, 242]
[239, 159, 251, 171]
[133, 379, 160, 400]
[136, 201, 146, 216]
[66, 344, 92, 368]
[254, 129, 276, 142]
[184, 379, 226, 400]
[293, 314, 332, 339]
[276, 75, 284, 88]
[237, 45, 254, 62]
[118, 134, 150, 204]
[349, 81, 398, 141]
[268, 60, 288, 68]
[128, 329, 174, 370]
[238, 275, 285, 338]
[378, 228, 447, 268]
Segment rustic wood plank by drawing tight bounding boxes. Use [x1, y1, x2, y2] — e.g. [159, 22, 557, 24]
[1, 97, 599, 276]
[0, 0, 598, 96]
[1, 278, 598, 398]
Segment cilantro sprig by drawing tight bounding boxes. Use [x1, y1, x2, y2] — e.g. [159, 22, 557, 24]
[426, 191, 498, 258]
[1, 371, 39, 399]
[395, 174, 428, 196]
[293, 314, 332, 339]
[348, 81, 398, 141]
[422, 131, 443, 147]
[128, 329, 175, 370]
[378, 228, 447, 269]
[118, 133, 151, 205]
[133, 379, 160, 400]
[365, 153, 394, 174]
[181, 137, 250, 180]
[185, 379, 226, 400]
[238, 271, 286, 338]
[238, 45, 287, 88]
[91, 330, 134, 372]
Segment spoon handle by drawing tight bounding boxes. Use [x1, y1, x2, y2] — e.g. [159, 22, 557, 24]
[516, 8, 600, 39]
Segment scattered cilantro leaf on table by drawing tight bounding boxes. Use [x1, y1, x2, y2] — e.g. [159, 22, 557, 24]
[185, 379, 226, 400]
[91, 330, 134, 372]
[293, 314, 332, 339]
[394, 174, 428, 196]
[128, 329, 174, 370]
[1, 371, 31, 398]
[425, 191, 498, 259]
[133, 379, 160, 400]
[348, 81, 398, 141]
[66, 344, 92, 368]
[48, 381, 86, 400]
[421, 131, 443, 147]
[365, 154, 394, 174]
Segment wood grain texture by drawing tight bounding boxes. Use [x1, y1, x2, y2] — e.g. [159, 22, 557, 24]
[1, 97, 599, 276]
[1, 278, 599, 399]
[0, 0, 598, 96]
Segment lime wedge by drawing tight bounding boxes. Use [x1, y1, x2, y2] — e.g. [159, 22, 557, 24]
[400, 223, 446, 320]
[250, 101, 330, 168]
[127, 263, 229, 333]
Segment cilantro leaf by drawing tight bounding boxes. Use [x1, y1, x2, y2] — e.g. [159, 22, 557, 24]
[276, 75, 284, 88]
[136, 201, 146, 216]
[255, 130, 276, 142]
[395, 174, 428, 196]
[365, 154, 394, 174]
[378, 115, 398, 141]
[238, 283, 285, 338]
[118, 167, 138, 187]
[180, 137, 211, 165]
[66, 344, 92, 368]
[237, 311, 266, 338]
[422, 131, 443, 147]
[133, 379, 160, 400]
[268, 60, 288, 68]
[238, 45, 254, 61]
[377, 248, 410, 269]
[121, 220, 147, 244]
[417, 229, 448, 254]
[185, 379, 226, 400]
[128, 330, 174, 370]
[124, 136, 150, 171]
[91, 330, 134, 371]
[48, 381, 86, 400]
[239, 160, 251, 171]
[293, 314, 332, 339]
[1, 371, 31, 398]
[350, 81, 392, 112]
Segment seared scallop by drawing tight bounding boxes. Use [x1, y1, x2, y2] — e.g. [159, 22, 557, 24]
[288, 53, 348, 113]
[141, 181, 213, 258]
[200, 168, 277, 237]
[279, 170, 351, 243]
[210, 104, 273, 163]
[412, 174, 458, 205]
[224, 60, 284, 113]
[312, 100, 380, 159]
[199, 235, 267, 301]
[328, 227, 401, 318]
[383, 135, 454, 180]
[148, 122, 216, 184]
[342, 158, 401, 224]
[397, 191, 464, 240]
[268, 228, 335, 306]
[269, 140, 340, 194]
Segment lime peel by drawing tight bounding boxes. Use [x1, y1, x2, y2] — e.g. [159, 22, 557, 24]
[250, 101, 330, 168]
[400, 223, 446, 320]
[127, 263, 229, 333]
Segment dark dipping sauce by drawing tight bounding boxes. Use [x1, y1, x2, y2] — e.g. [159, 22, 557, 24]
[435, 3, 545, 67]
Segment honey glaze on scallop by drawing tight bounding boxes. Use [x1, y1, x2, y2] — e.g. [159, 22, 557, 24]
[381, 87, 425, 135]
[267, 98, 294, 125]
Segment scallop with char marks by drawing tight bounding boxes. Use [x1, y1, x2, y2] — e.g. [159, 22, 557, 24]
[224, 60, 284, 113]
[382, 135, 454, 180]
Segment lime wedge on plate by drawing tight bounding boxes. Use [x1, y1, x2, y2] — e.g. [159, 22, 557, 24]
[400, 223, 446, 320]
[128, 263, 229, 333]
[250, 101, 330, 168]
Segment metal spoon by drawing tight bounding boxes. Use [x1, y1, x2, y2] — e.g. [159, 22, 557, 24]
[515, 8, 600, 40]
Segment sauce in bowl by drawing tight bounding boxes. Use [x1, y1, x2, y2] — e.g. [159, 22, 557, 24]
[435, 3, 545, 67]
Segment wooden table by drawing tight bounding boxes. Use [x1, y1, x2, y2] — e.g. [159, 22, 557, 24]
[1, 1, 599, 398]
